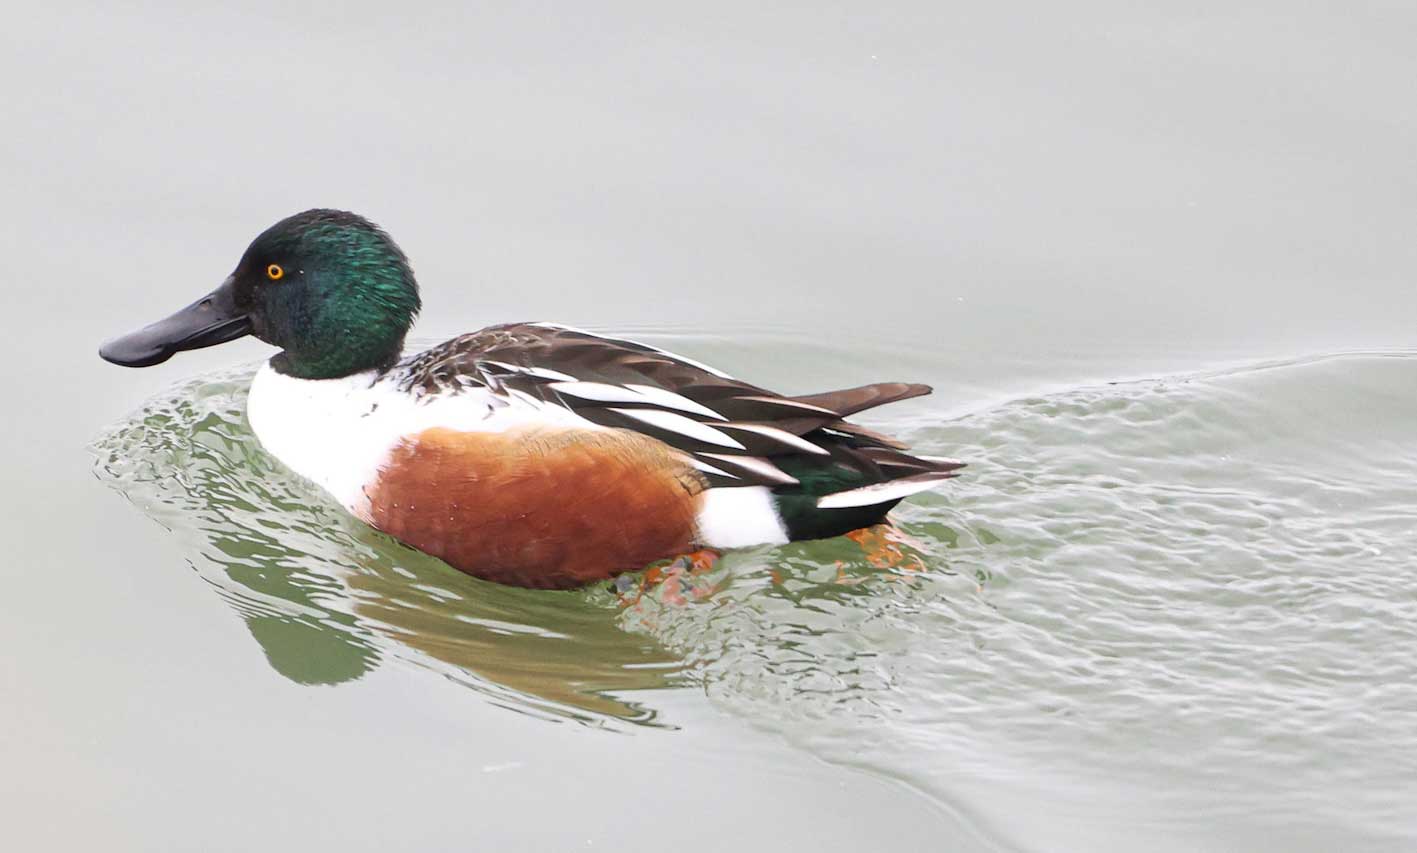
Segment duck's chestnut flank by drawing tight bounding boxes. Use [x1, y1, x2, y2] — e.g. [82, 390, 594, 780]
[366, 426, 703, 589]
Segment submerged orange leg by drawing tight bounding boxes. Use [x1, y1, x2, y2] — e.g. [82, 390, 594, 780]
[666, 549, 721, 574]
[844, 524, 928, 573]
[616, 549, 724, 608]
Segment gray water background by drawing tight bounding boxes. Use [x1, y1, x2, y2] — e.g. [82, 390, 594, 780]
[3, 3, 1415, 851]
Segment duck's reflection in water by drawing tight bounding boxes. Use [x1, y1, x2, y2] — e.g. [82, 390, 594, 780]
[94, 375, 685, 728]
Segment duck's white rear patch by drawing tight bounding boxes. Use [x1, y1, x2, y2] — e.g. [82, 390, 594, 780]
[696, 486, 789, 548]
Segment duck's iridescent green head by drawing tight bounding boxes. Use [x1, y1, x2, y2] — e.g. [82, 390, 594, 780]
[100, 209, 421, 379]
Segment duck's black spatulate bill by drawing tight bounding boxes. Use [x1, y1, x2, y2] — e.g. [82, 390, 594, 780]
[99, 276, 252, 367]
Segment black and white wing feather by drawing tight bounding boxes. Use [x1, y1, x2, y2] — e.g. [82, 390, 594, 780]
[398, 322, 963, 494]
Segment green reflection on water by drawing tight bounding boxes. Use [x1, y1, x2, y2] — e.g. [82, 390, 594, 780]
[92, 369, 685, 727]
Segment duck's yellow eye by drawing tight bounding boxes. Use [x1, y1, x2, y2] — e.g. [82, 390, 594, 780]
[266, 264, 284, 281]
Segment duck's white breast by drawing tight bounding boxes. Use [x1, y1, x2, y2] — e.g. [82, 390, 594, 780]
[246, 362, 506, 519]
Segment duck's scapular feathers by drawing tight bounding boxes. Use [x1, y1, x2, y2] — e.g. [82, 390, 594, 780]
[394, 322, 964, 504]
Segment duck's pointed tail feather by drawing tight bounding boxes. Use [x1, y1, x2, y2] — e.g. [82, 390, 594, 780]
[786, 382, 935, 450]
[789, 382, 932, 418]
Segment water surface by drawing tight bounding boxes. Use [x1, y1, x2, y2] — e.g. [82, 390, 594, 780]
[90, 339, 1417, 851]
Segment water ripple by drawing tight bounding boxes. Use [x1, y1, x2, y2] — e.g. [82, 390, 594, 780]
[93, 350, 1417, 850]
[620, 350, 1417, 849]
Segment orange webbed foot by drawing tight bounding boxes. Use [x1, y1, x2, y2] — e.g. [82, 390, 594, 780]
[616, 548, 724, 608]
[844, 524, 928, 573]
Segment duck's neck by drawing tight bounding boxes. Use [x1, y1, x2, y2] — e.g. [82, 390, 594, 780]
[270, 342, 404, 380]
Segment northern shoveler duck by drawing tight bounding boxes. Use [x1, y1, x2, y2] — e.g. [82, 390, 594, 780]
[100, 210, 963, 588]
